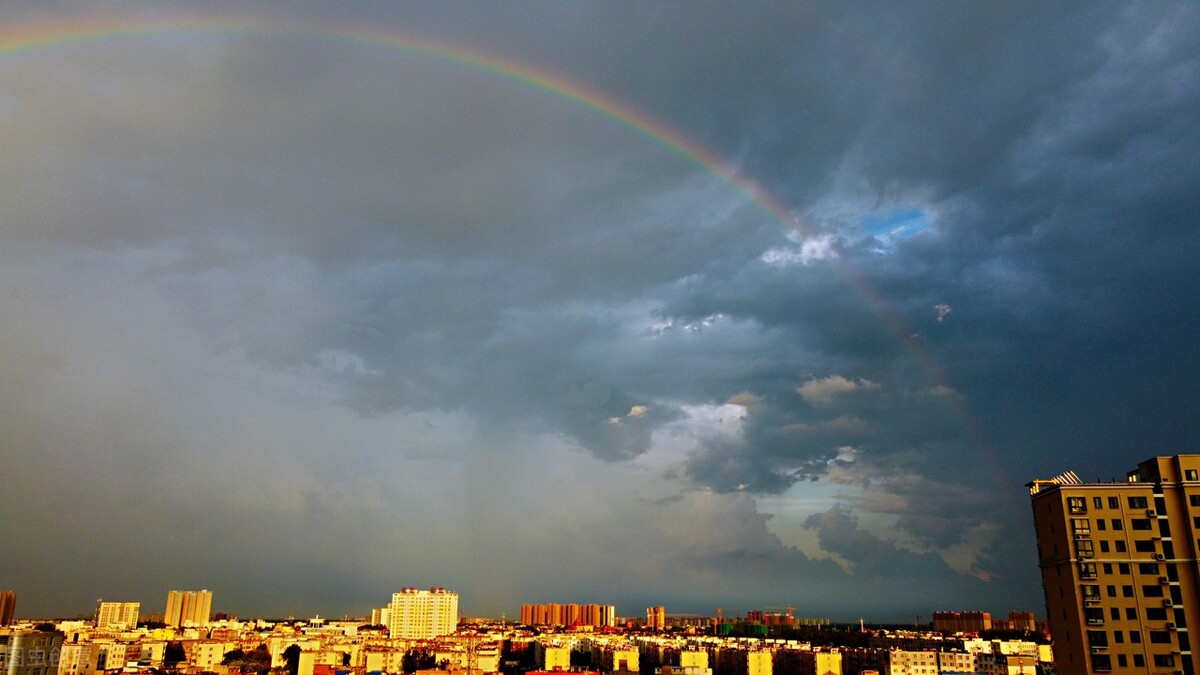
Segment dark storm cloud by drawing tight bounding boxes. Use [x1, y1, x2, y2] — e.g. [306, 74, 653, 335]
[0, 1, 1196, 622]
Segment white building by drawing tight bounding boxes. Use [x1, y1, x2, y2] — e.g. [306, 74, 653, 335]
[95, 603, 139, 631]
[388, 588, 458, 639]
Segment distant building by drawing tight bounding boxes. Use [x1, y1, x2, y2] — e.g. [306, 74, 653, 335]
[0, 592, 14, 626]
[388, 587, 457, 639]
[932, 610, 992, 634]
[521, 603, 615, 628]
[646, 607, 665, 632]
[990, 610, 1037, 632]
[370, 606, 390, 627]
[1029, 455, 1200, 675]
[165, 590, 212, 627]
[95, 602, 139, 631]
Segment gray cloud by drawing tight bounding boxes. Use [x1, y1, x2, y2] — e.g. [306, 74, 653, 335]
[1, 1, 1196, 623]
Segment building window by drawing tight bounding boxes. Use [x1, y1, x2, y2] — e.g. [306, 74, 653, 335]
[1131, 518, 1152, 530]
[1094, 496, 1104, 508]
[1153, 654, 1175, 667]
[1090, 653, 1112, 672]
[1118, 562, 1130, 574]
[1142, 584, 1164, 597]
[1115, 540, 1127, 552]
[1073, 517, 1091, 533]
[1140, 562, 1159, 574]
[1100, 541, 1110, 553]
[1103, 562, 1113, 573]
[1126, 607, 1138, 620]
[1187, 469, 1198, 481]
[1082, 585, 1102, 600]
[1133, 654, 1145, 666]
[1109, 496, 1120, 508]
[1111, 519, 1124, 530]
[1110, 607, 1121, 620]
[1069, 497, 1088, 513]
[1123, 585, 1134, 597]
[1088, 630, 1109, 647]
[1129, 496, 1149, 509]
[1150, 630, 1172, 643]
[1078, 539, 1095, 557]
[1190, 495, 1200, 507]
[1146, 607, 1168, 620]
[1135, 540, 1157, 552]
[1097, 519, 1107, 530]
[1114, 631, 1124, 643]
[1080, 563, 1098, 579]
[1106, 585, 1117, 597]
[1130, 631, 1142, 643]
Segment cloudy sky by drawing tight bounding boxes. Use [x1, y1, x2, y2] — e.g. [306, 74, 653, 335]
[2, 2, 1198, 622]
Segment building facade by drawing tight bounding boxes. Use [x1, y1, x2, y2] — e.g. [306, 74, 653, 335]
[521, 603, 615, 628]
[646, 607, 665, 632]
[388, 588, 458, 639]
[1029, 455, 1200, 674]
[95, 602, 140, 631]
[165, 590, 213, 628]
[0, 593, 14, 627]
[1, 629, 64, 675]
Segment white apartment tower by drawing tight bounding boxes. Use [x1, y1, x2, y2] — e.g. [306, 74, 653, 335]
[165, 590, 213, 627]
[95, 602, 140, 630]
[388, 587, 458, 639]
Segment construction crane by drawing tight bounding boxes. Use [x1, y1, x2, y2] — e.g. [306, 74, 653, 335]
[765, 605, 794, 618]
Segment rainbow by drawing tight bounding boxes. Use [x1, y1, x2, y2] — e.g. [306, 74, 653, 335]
[0, 12, 988, 457]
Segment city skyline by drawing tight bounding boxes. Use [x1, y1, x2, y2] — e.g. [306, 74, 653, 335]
[1, 3, 1198, 621]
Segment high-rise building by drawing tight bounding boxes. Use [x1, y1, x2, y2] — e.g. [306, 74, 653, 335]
[0, 591, 14, 626]
[646, 606, 665, 631]
[388, 587, 458, 639]
[931, 611, 992, 634]
[1029, 455, 1200, 674]
[165, 590, 213, 627]
[95, 602, 140, 631]
[521, 602, 615, 628]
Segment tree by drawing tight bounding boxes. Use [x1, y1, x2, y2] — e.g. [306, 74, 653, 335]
[401, 649, 435, 673]
[165, 642, 186, 668]
[282, 645, 301, 675]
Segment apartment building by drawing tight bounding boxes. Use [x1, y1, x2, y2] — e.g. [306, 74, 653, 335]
[165, 590, 213, 628]
[0, 592, 14, 627]
[388, 587, 458, 639]
[95, 603, 140, 631]
[1029, 455, 1200, 674]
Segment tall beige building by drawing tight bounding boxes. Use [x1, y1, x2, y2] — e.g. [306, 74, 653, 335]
[165, 590, 212, 627]
[388, 587, 457, 639]
[646, 606, 666, 631]
[0, 592, 14, 626]
[1029, 455, 1200, 674]
[95, 602, 140, 631]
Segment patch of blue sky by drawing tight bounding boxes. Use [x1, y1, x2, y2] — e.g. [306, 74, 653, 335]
[860, 208, 931, 239]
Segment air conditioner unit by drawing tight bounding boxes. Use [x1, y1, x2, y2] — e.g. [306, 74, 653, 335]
[1165, 600, 1174, 607]
[1075, 533, 1086, 539]
[1148, 509, 1157, 516]
[1161, 576, 1170, 583]
[1156, 553, 1167, 560]
[1168, 623, 1176, 630]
